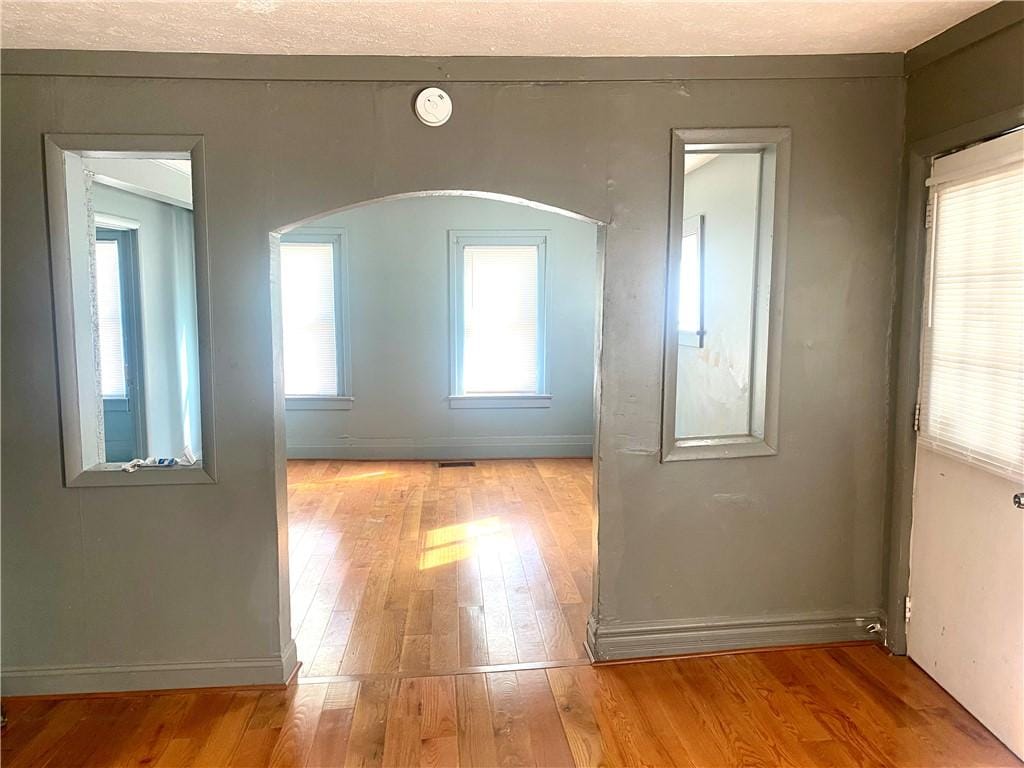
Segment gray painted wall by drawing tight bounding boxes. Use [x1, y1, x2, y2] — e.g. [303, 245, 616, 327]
[2, 51, 905, 692]
[285, 195, 597, 459]
[884, 7, 1024, 654]
[675, 154, 760, 438]
[92, 183, 202, 459]
[905, 10, 1024, 144]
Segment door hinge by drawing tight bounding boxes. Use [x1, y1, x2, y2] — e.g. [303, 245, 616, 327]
[924, 199, 934, 229]
[904, 596, 912, 624]
[913, 402, 921, 433]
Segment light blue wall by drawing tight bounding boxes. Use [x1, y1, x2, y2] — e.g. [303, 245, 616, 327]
[92, 183, 201, 459]
[285, 195, 598, 459]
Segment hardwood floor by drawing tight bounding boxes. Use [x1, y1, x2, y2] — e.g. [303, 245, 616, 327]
[5, 459, 1020, 766]
[3, 645, 1020, 766]
[287, 459, 594, 678]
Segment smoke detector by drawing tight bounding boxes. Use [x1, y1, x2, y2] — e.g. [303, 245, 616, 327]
[414, 87, 452, 127]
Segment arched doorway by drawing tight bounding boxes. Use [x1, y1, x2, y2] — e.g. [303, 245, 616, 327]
[270, 191, 606, 678]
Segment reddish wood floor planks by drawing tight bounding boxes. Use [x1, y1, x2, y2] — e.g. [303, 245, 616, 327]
[4, 460, 1020, 766]
[3, 645, 1021, 766]
[286, 460, 594, 678]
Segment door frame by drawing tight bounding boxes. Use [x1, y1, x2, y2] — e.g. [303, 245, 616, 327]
[96, 226, 148, 458]
[885, 104, 1024, 654]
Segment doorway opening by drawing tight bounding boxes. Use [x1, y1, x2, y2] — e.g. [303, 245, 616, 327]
[270, 191, 605, 678]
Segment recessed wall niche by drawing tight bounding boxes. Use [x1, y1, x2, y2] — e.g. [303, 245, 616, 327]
[44, 134, 216, 486]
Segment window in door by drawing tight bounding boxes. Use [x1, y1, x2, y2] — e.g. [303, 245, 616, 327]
[919, 128, 1024, 481]
[280, 231, 352, 409]
[449, 232, 549, 408]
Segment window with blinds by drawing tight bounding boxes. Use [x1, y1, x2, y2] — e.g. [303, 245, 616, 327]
[95, 238, 128, 398]
[281, 241, 340, 397]
[458, 241, 543, 395]
[919, 129, 1024, 481]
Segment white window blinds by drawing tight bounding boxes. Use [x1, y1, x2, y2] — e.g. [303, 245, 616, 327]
[462, 244, 540, 394]
[281, 241, 339, 397]
[920, 129, 1024, 481]
[95, 239, 127, 398]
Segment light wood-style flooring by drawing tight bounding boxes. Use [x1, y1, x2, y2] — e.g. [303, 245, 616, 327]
[4, 459, 1020, 767]
[3, 645, 1021, 767]
[287, 460, 593, 678]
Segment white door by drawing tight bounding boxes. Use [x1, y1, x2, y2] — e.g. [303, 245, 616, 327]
[909, 128, 1024, 759]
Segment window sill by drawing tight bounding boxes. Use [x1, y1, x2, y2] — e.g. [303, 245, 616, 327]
[68, 462, 215, 487]
[662, 435, 777, 462]
[449, 394, 552, 410]
[286, 396, 354, 411]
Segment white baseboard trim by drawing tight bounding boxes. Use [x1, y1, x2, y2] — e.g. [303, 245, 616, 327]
[287, 435, 593, 460]
[586, 611, 882, 661]
[2, 643, 298, 696]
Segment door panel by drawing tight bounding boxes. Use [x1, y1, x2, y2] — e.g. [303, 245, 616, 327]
[103, 398, 137, 462]
[909, 446, 1023, 756]
[909, 128, 1024, 760]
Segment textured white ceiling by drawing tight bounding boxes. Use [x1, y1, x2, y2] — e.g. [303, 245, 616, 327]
[0, 1, 996, 57]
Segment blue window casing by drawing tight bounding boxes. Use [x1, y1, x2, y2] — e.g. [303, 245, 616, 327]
[448, 230, 551, 409]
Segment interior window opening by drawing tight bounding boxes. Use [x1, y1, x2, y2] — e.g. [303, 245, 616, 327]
[43, 135, 211, 484]
[662, 128, 790, 462]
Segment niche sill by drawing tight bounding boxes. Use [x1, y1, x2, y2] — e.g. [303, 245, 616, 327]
[286, 396, 354, 411]
[449, 394, 552, 410]
[662, 435, 777, 462]
[68, 462, 215, 487]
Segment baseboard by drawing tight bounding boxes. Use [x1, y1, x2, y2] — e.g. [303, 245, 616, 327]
[286, 435, 593, 460]
[586, 611, 882, 661]
[1, 644, 298, 696]
[280, 639, 299, 684]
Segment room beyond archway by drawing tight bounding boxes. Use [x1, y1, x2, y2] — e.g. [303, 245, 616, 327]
[270, 191, 604, 678]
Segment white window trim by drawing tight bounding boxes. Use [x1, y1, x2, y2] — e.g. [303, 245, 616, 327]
[448, 230, 550, 409]
[281, 227, 354, 411]
[449, 394, 552, 409]
[285, 396, 354, 411]
[94, 212, 141, 231]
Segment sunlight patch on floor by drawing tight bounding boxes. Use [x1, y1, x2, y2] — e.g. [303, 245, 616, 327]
[419, 541, 476, 569]
[418, 516, 511, 569]
[423, 516, 506, 547]
[288, 470, 391, 490]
